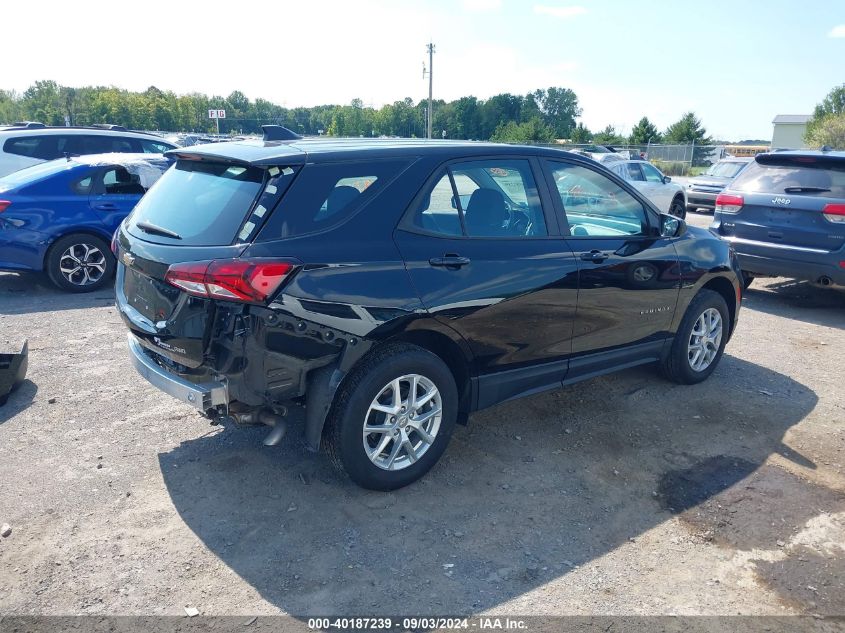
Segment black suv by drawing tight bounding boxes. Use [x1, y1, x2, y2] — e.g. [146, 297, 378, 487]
[115, 132, 742, 490]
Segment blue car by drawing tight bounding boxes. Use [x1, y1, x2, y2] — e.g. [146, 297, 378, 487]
[0, 154, 170, 291]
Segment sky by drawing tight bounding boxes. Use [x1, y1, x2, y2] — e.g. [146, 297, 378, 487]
[3, 0, 844, 140]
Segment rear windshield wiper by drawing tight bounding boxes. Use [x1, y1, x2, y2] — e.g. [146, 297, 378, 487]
[783, 186, 831, 193]
[135, 220, 182, 240]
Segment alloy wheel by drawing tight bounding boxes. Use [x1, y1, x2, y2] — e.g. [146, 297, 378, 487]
[362, 374, 442, 471]
[687, 308, 723, 372]
[58, 243, 107, 287]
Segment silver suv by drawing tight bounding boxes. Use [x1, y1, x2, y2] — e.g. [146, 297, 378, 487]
[0, 123, 176, 177]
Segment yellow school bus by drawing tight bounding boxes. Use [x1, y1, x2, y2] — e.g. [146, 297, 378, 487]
[724, 144, 769, 157]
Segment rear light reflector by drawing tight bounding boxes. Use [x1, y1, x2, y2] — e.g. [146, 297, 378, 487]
[715, 194, 743, 214]
[165, 259, 295, 304]
[0, 200, 11, 213]
[822, 203, 845, 224]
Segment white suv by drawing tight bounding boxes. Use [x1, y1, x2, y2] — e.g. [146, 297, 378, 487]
[0, 123, 176, 177]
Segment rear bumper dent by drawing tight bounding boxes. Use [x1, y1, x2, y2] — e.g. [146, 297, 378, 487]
[127, 333, 228, 413]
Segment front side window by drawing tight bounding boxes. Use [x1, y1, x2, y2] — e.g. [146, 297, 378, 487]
[640, 162, 664, 183]
[549, 162, 648, 237]
[410, 159, 548, 238]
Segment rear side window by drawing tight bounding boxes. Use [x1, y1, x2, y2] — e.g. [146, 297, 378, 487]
[127, 161, 270, 246]
[3, 135, 70, 160]
[66, 135, 138, 155]
[731, 159, 845, 198]
[258, 160, 408, 240]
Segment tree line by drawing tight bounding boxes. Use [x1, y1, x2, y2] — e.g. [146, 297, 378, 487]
[0, 80, 715, 147]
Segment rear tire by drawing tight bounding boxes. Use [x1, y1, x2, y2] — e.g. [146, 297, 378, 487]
[662, 289, 730, 385]
[324, 343, 458, 490]
[46, 233, 114, 293]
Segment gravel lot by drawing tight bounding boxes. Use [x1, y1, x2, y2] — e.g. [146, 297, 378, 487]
[1, 212, 843, 617]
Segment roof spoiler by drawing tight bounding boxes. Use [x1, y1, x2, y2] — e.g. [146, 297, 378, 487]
[262, 125, 302, 141]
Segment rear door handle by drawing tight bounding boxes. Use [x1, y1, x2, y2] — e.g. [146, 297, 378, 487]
[94, 203, 118, 211]
[429, 255, 471, 269]
[580, 250, 608, 263]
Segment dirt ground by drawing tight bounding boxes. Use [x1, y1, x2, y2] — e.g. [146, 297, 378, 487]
[1, 212, 843, 618]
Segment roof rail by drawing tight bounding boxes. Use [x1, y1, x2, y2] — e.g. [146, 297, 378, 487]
[262, 125, 302, 141]
[11, 121, 46, 129]
[89, 124, 128, 132]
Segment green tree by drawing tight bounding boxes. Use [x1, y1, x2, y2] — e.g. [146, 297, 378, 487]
[805, 114, 845, 149]
[532, 87, 580, 138]
[489, 117, 555, 143]
[806, 84, 845, 144]
[664, 112, 712, 144]
[570, 122, 592, 143]
[628, 116, 661, 144]
[593, 125, 626, 145]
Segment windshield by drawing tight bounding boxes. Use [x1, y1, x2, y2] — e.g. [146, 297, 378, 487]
[127, 160, 266, 246]
[0, 158, 77, 190]
[706, 161, 747, 178]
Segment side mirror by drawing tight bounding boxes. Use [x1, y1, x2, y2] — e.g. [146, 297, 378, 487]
[660, 213, 686, 238]
[663, 175, 672, 184]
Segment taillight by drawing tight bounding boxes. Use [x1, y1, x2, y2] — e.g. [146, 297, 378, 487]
[715, 193, 743, 214]
[164, 259, 295, 304]
[0, 200, 11, 213]
[822, 203, 845, 224]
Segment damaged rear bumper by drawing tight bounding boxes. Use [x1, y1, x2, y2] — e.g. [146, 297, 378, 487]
[127, 334, 228, 414]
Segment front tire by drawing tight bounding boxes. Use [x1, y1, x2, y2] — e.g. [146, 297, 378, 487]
[45, 233, 115, 293]
[662, 289, 730, 385]
[670, 197, 687, 220]
[324, 343, 458, 490]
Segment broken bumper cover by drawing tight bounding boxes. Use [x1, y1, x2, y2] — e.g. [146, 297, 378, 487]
[127, 334, 228, 413]
[0, 339, 28, 405]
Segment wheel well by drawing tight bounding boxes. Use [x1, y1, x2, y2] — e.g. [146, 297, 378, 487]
[43, 229, 113, 268]
[702, 276, 737, 333]
[387, 329, 473, 423]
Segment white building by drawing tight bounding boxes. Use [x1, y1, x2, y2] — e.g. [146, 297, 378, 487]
[771, 114, 811, 149]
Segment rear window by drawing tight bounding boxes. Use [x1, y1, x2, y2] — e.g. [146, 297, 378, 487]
[731, 159, 845, 198]
[257, 160, 409, 240]
[127, 161, 271, 246]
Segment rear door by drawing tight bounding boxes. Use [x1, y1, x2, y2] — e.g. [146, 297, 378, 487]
[88, 165, 147, 232]
[394, 157, 579, 407]
[544, 159, 680, 368]
[718, 155, 845, 253]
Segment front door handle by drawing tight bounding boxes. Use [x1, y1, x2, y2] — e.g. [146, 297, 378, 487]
[580, 250, 608, 263]
[94, 203, 118, 211]
[429, 255, 471, 269]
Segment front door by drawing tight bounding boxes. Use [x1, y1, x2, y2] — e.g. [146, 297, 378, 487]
[394, 157, 579, 408]
[543, 159, 681, 374]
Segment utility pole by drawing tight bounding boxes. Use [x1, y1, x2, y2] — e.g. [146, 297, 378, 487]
[426, 42, 435, 139]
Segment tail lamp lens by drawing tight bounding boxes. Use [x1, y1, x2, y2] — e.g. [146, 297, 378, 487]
[822, 203, 845, 224]
[165, 259, 294, 304]
[715, 194, 744, 214]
